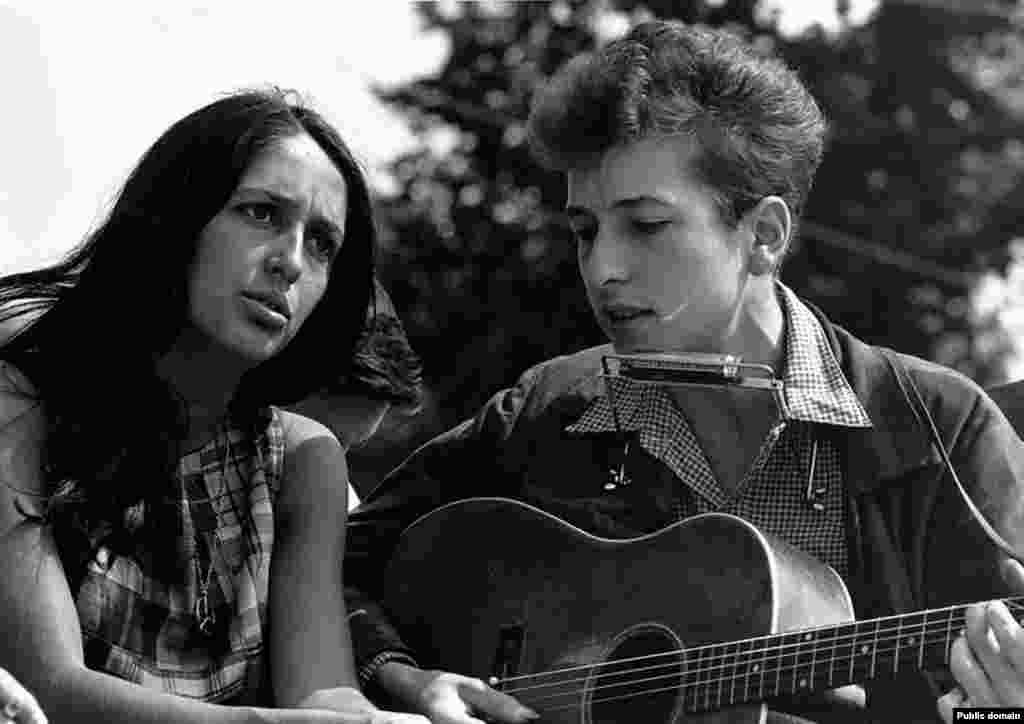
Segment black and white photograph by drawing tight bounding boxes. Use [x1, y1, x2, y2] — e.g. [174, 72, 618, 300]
[2, 1, 1024, 722]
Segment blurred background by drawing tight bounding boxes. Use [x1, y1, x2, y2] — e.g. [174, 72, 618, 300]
[4, 0, 1024, 492]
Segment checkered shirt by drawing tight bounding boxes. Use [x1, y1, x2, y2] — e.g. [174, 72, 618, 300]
[565, 285, 872, 579]
[75, 408, 284, 702]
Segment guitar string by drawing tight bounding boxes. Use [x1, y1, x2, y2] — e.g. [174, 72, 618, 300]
[507, 631, 978, 706]
[541, 677, 747, 714]
[500, 622, 1017, 699]
[537, 614, 1024, 716]
[493, 599, 1024, 700]
[503, 625, 973, 696]
[491, 596, 1024, 687]
[537, 620, 1013, 720]
[503, 628, 1017, 714]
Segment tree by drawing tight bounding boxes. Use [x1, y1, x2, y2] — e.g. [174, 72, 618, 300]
[358, 0, 1024, 466]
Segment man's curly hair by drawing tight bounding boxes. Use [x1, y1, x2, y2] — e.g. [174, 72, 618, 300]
[328, 279, 424, 411]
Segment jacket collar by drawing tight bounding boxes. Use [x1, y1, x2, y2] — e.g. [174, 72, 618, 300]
[803, 300, 941, 492]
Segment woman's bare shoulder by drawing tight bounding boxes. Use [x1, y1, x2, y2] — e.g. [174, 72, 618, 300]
[276, 408, 340, 453]
[273, 408, 347, 519]
[0, 362, 43, 430]
[0, 361, 48, 506]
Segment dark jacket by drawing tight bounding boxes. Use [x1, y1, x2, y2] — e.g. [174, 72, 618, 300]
[987, 381, 1024, 439]
[344, 305, 1024, 723]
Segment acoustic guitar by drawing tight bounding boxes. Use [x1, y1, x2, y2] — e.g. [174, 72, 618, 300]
[378, 497, 1021, 723]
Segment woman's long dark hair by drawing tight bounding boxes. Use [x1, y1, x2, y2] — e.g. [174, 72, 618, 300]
[0, 87, 376, 582]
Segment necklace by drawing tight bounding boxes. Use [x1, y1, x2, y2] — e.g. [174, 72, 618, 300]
[189, 420, 232, 637]
[193, 542, 218, 636]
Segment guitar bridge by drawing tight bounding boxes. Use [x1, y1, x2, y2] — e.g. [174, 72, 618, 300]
[489, 622, 525, 689]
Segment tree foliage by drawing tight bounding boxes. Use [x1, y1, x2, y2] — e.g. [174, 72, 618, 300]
[357, 0, 1024, 473]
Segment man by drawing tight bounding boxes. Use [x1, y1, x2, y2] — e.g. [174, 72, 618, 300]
[291, 278, 424, 506]
[343, 20, 1024, 723]
[0, 667, 46, 724]
[987, 381, 1024, 439]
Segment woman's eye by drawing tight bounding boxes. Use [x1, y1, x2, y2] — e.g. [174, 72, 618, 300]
[238, 203, 276, 223]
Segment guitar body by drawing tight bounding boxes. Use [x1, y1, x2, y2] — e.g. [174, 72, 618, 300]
[379, 498, 858, 723]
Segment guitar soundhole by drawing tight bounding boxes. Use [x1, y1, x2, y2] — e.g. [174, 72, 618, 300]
[586, 624, 684, 724]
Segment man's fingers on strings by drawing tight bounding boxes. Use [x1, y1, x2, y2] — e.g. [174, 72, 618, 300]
[369, 713, 431, 724]
[0, 669, 45, 724]
[984, 601, 1024, 695]
[967, 601, 1024, 688]
[952, 614, 1000, 707]
[937, 686, 968, 724]
[999, 558, 1024, 594]
[458, 678, 538, 723]
[414, 674, 504, 724]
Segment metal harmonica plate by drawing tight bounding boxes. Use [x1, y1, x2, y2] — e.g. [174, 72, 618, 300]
[601, 353, 782, 390]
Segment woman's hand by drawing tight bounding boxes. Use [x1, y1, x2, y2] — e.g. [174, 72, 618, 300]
[375, 663, 538, 724]
[296, 685, 430, 724]
[0, 668, 46, 724]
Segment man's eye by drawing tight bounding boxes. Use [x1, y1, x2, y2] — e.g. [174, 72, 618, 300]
[571, 223, 597, 246]
[631, 219, 670, 235]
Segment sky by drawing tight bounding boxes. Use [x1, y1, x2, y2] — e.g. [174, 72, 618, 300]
[0, 1, 450, 275]
[0, 0, 879, 277]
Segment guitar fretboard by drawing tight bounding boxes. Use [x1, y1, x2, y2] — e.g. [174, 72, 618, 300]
[677, 599, 1024, 713]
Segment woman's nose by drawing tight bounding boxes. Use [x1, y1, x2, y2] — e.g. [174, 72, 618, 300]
[264, 232, 303, 284]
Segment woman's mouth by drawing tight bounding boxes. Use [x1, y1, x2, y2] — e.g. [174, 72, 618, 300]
[240, 295, 289, 330]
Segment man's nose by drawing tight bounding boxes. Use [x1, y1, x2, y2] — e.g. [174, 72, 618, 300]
[585, 230, 629, 286]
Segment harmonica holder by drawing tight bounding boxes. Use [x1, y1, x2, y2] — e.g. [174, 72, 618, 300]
[598, 352, 789, 493]
[600, 352, 788, 418]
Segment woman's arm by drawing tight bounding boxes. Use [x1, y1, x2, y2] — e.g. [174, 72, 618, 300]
[270, 410, 362, 706]
[271, 411, 427, 724]
[0, 372, 380, 724]
[270, 412, 429, 721]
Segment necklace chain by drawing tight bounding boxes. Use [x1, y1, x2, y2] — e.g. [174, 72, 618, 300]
[190, 420, 233, 637]
[193, 543, 218, 635]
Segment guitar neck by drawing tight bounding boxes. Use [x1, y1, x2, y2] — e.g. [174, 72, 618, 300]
[682, 597, 1023, 713]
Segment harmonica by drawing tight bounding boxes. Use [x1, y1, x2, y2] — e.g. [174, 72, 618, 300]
[601, 352, 780, 390]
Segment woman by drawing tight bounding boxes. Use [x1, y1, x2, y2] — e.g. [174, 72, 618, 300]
[0, 88, 426, 724]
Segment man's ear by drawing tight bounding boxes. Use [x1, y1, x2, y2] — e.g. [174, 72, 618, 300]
[744, 196, 792, 277]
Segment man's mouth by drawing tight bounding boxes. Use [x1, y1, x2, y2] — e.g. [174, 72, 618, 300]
[604, 306, 652, 323]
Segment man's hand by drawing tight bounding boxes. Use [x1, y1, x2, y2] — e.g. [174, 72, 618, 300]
[938, 559, 1024, 723]
[296, 685, 431, 724]
[0, 668, 45, 724]
[376, 663, 538, 724]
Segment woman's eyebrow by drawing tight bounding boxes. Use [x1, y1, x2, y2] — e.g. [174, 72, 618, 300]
[236, 187, 344, 234]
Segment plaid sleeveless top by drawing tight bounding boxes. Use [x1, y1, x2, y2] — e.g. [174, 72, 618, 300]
[75, 407, 285, 703]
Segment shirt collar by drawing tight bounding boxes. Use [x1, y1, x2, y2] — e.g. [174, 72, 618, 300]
[777, 284, 871, 427]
